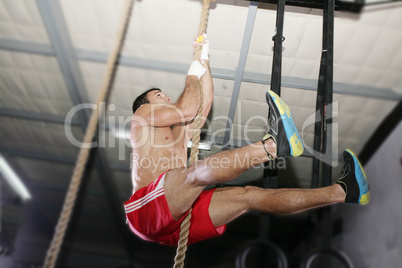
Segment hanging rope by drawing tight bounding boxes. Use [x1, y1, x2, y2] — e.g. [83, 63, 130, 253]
[43, 1, 134, 267]
[173, 1, 214, 267]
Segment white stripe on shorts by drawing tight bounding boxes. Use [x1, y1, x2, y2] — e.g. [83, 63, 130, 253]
[124, 173, 166, 214]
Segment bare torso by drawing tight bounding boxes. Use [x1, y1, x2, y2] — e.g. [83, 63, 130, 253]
[130, 113, 190, 193]
[130, 70, 212, 194]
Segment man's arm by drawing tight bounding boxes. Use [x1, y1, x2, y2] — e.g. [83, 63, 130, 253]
[175, 73, 203, 119]
[179, 61, 213, 142]
[134, 93, 198, 128]
[177, 34, 213, 127]
[199, 59, 214, 127]
[135, 64, 205, 128]
[150, 72, 204, 127]
[187, 35, 214, 130]
[173, 36, 214, 141]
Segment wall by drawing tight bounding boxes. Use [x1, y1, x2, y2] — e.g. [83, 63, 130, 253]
[336, 121, 402, 268]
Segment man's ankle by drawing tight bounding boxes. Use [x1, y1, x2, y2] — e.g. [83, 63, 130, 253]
[262, 138, 277, 159]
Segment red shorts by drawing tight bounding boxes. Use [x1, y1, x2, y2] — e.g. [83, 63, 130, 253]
[124, 171, 226, 246]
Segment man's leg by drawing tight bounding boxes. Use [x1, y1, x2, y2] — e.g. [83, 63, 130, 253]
[208, 184, 345, 227]
[208, 149, 370, 227]
[166, 147, 370, 222]
[165, 139, 276, 219]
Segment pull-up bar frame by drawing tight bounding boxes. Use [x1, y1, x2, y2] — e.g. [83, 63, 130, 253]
[243, 0, 365, 13]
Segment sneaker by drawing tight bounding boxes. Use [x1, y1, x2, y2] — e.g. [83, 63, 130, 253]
[337, 149, 370, 205]
[263, 90, 303, 158]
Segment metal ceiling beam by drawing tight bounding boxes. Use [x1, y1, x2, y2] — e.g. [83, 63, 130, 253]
[222, 1, 258, 149]
[0, 147, 76, 165]
[0, 108, 81, 126]
[0, 39, 54, 56]
[0, 150, 130, 205]
[1, 38, 400, 101]
[0, 148, 129, 172]
[73, 49, 402, 101]
[366, 0, 402, 6]
[35, 0, 136, 262]
[76, 48, 190, 74]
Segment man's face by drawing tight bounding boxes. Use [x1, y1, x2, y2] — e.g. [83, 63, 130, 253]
[146, 90, 172, 104]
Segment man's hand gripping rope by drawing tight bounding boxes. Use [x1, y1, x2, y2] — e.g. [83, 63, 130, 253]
[188, 34, 209, 78]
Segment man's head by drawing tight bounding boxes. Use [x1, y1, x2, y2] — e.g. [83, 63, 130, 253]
[132, 88, 172, 114]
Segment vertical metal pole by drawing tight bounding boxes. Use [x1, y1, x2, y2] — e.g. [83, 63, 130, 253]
[263, 0, 285, 207]
[311, 0, 334, 189]
[259, 163, 276, 241]
[222, 2, 258, 150]
[270, 0, 286, 96]
[321, 0, 334, 251]
[258, 1, 286, 265]
[322, 0, 334, 188]
[311, 33, 326, 189]
[309, 0, 334, 250]
[260, 0, 286, 240]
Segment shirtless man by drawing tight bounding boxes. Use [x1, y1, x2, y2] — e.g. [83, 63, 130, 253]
[124, 36, 370, 246]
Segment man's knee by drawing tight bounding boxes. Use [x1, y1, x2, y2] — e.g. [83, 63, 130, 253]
[244, 185, 260, 193]
[242, 186, 266, 209]
[225, 186, 257, 197]
[232, 186, 257, 211]
[185, 160, 212, 187]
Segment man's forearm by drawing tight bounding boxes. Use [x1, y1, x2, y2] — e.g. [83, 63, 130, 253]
[176, 75, 202, 117]
[201, 60, 214, 116]
[176, 35, 212, 122]
[198, 35, 213, 120]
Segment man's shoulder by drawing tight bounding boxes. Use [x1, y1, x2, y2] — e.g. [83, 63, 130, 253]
[135, 103, 175, 115]
[135, 103, 151, 115]
[132, 104, 153, 120]
[132, 106, 149, 127]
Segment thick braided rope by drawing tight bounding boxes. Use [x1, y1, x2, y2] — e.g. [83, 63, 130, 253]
[43, 1, 134, 267]
[173, 1, 213, 268]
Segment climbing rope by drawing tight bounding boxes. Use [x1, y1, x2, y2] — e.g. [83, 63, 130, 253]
[173, 1, 214, 267]
[42, 1, 134, 267]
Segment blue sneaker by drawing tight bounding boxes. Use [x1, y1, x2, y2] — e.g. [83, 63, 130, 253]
[337, 149, 370, 205]
[263, 90, 304, 158]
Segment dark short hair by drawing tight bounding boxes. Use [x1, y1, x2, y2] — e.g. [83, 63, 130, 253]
[132, 88, 161, 114]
